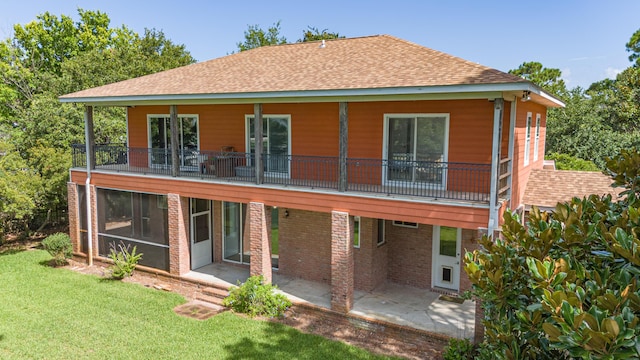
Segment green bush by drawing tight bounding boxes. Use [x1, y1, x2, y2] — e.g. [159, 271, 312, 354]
[42, 232, 72, 266]
[443, 338, 475, 360]
[108, 242, 142, 280]
[223, 275, 291, 317]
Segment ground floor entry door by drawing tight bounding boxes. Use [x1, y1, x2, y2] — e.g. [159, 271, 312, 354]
[190, 199, 212, 269]
[432, 226, 461, 291]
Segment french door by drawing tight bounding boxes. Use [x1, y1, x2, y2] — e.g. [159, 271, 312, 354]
[247, 115, 290, 175]
[148, 115, 199, 169]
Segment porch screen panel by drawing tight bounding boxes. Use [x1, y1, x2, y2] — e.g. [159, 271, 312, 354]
[97, 189, 169, 271]
[77, 185, 88, 253]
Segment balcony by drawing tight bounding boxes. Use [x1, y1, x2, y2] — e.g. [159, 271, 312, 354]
[72, 144, 493, 203]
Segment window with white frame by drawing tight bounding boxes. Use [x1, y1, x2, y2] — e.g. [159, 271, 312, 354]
[353, 216, 361, 248]
[384, 114, 449, 186]
[533, 114, 541, 162]
[392, 220, 418, 228]
[148, 115, 199, 168]
[524, 112, 532, 166]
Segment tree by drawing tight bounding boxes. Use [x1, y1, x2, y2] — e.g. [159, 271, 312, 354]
[297, 26, 344, 42]
[236, 21, 287, 52]
[465, 149, 640, 359]
[509, 61, 568, 100]
[0, 9, 194, 234]
[626, 28, 640, 67]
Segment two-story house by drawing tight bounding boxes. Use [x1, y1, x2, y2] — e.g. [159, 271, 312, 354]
[61, 35, 562, 336]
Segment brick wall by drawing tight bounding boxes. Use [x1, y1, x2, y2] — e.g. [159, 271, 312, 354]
[459, 229, 479, 293]
[387, 222, 433, 288]
[354, 217, 388, 291]
[212, 201, 223, 263]
[330, 210, 353, 313]
[278, 209, 332, 284]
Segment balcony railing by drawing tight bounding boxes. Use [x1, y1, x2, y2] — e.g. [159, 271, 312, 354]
[72, 145, 492, 202]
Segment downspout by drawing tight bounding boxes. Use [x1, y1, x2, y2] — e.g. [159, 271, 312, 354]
[84, 105, 94, 266]
[488, 98, 504, 237]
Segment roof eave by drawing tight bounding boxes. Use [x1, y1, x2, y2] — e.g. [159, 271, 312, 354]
[59, 82, 563, 107]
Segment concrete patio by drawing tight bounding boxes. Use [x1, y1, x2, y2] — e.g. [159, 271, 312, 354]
[184, 262, 475, 339]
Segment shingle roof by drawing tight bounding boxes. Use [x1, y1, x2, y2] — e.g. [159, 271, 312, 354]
[523, 169, 619, 209]
[60, 35, 528, 100]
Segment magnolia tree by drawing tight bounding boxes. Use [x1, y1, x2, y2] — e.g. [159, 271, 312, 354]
[465, 149, 640, 359]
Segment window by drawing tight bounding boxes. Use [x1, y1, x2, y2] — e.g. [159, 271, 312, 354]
[524, 112, 532, 166]
[533, 114, 541, 162]
[97, 189, 169, 271]
[271, 207, 279, 269]
[353, 216, 361, 248]
[246, 115, 290, 174]
[148, 115, 199, 168]
[377, 219, 386, 246]
[384, 114, 448, 186]
[392, 220, 418, 228]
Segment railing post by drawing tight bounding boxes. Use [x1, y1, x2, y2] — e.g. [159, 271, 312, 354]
[170, 105, 180, 177]
[338, 102, 348, 192]
[254, 103, 264, 185]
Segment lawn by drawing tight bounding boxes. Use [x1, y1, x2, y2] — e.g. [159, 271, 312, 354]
[0, 249, 391, 360]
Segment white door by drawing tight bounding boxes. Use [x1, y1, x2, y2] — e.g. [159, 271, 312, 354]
[190, 199, 212, 269]
[432, 226, 461, 290]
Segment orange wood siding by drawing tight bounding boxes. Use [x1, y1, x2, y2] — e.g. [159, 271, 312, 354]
[511, 101, 548, 209]
[71, 170, 490, 229]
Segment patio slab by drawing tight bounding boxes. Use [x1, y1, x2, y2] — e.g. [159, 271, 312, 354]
[185, 263, 475, 339]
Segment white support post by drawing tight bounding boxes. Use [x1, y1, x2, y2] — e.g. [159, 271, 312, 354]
[488, 98, 503, 237]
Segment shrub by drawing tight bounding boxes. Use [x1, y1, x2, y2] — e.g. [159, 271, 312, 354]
[108, 242, 142, 280]
[223, 275, 291, 317]
[42, 232, 72, 266]
[443, 338, 475, 360]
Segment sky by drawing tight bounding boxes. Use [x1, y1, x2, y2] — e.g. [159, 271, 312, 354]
[0, 0, 638, 89]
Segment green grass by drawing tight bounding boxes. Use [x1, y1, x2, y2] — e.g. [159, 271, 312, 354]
[0, 250, 391, 360]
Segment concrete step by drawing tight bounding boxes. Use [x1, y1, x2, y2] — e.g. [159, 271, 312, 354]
[196, 293, 226, 306]
[202, 286, 229, 299]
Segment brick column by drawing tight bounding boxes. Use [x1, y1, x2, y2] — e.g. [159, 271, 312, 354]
[67, 182, 80, 253]
[249, 202, 272, 283]
[89, 185, 99, 262]
[474, 300, 485, 344]
[331, 210, 353, 313]
[168, 194, 190, 275]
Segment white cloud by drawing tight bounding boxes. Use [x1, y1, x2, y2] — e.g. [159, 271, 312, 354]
[605, 67, 622, 79]
[561, 68, 572, 86]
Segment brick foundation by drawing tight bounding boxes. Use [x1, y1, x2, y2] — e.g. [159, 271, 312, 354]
[249, 202, 272, 283]
[168, 194, 190, 275]
[330, 210, 353, 313]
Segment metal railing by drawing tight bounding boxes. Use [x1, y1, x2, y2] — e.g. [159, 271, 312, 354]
[72, 145, 492, 202]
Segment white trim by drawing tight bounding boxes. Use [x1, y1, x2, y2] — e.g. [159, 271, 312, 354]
[533, 114, 541, 162]
[60, 83, 565, 107]
[524, 112, 532, 166]
[382, 114, 450, 189]
[245, 114, 292, 177]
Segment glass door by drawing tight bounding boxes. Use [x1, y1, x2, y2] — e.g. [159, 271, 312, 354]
[190, 199, 212, 269]
[223, 202, 249, 264]
[248, 116, 290, 175]
[149, 116, 199, 169]
[432, 226, 461, 290]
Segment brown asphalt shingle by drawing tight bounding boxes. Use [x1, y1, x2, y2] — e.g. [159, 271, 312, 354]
[523, 169, 619, 209]
[60, 35, 527, 99]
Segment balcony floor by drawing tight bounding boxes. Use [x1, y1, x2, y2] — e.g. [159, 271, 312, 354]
[76, 165, 491, 205]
